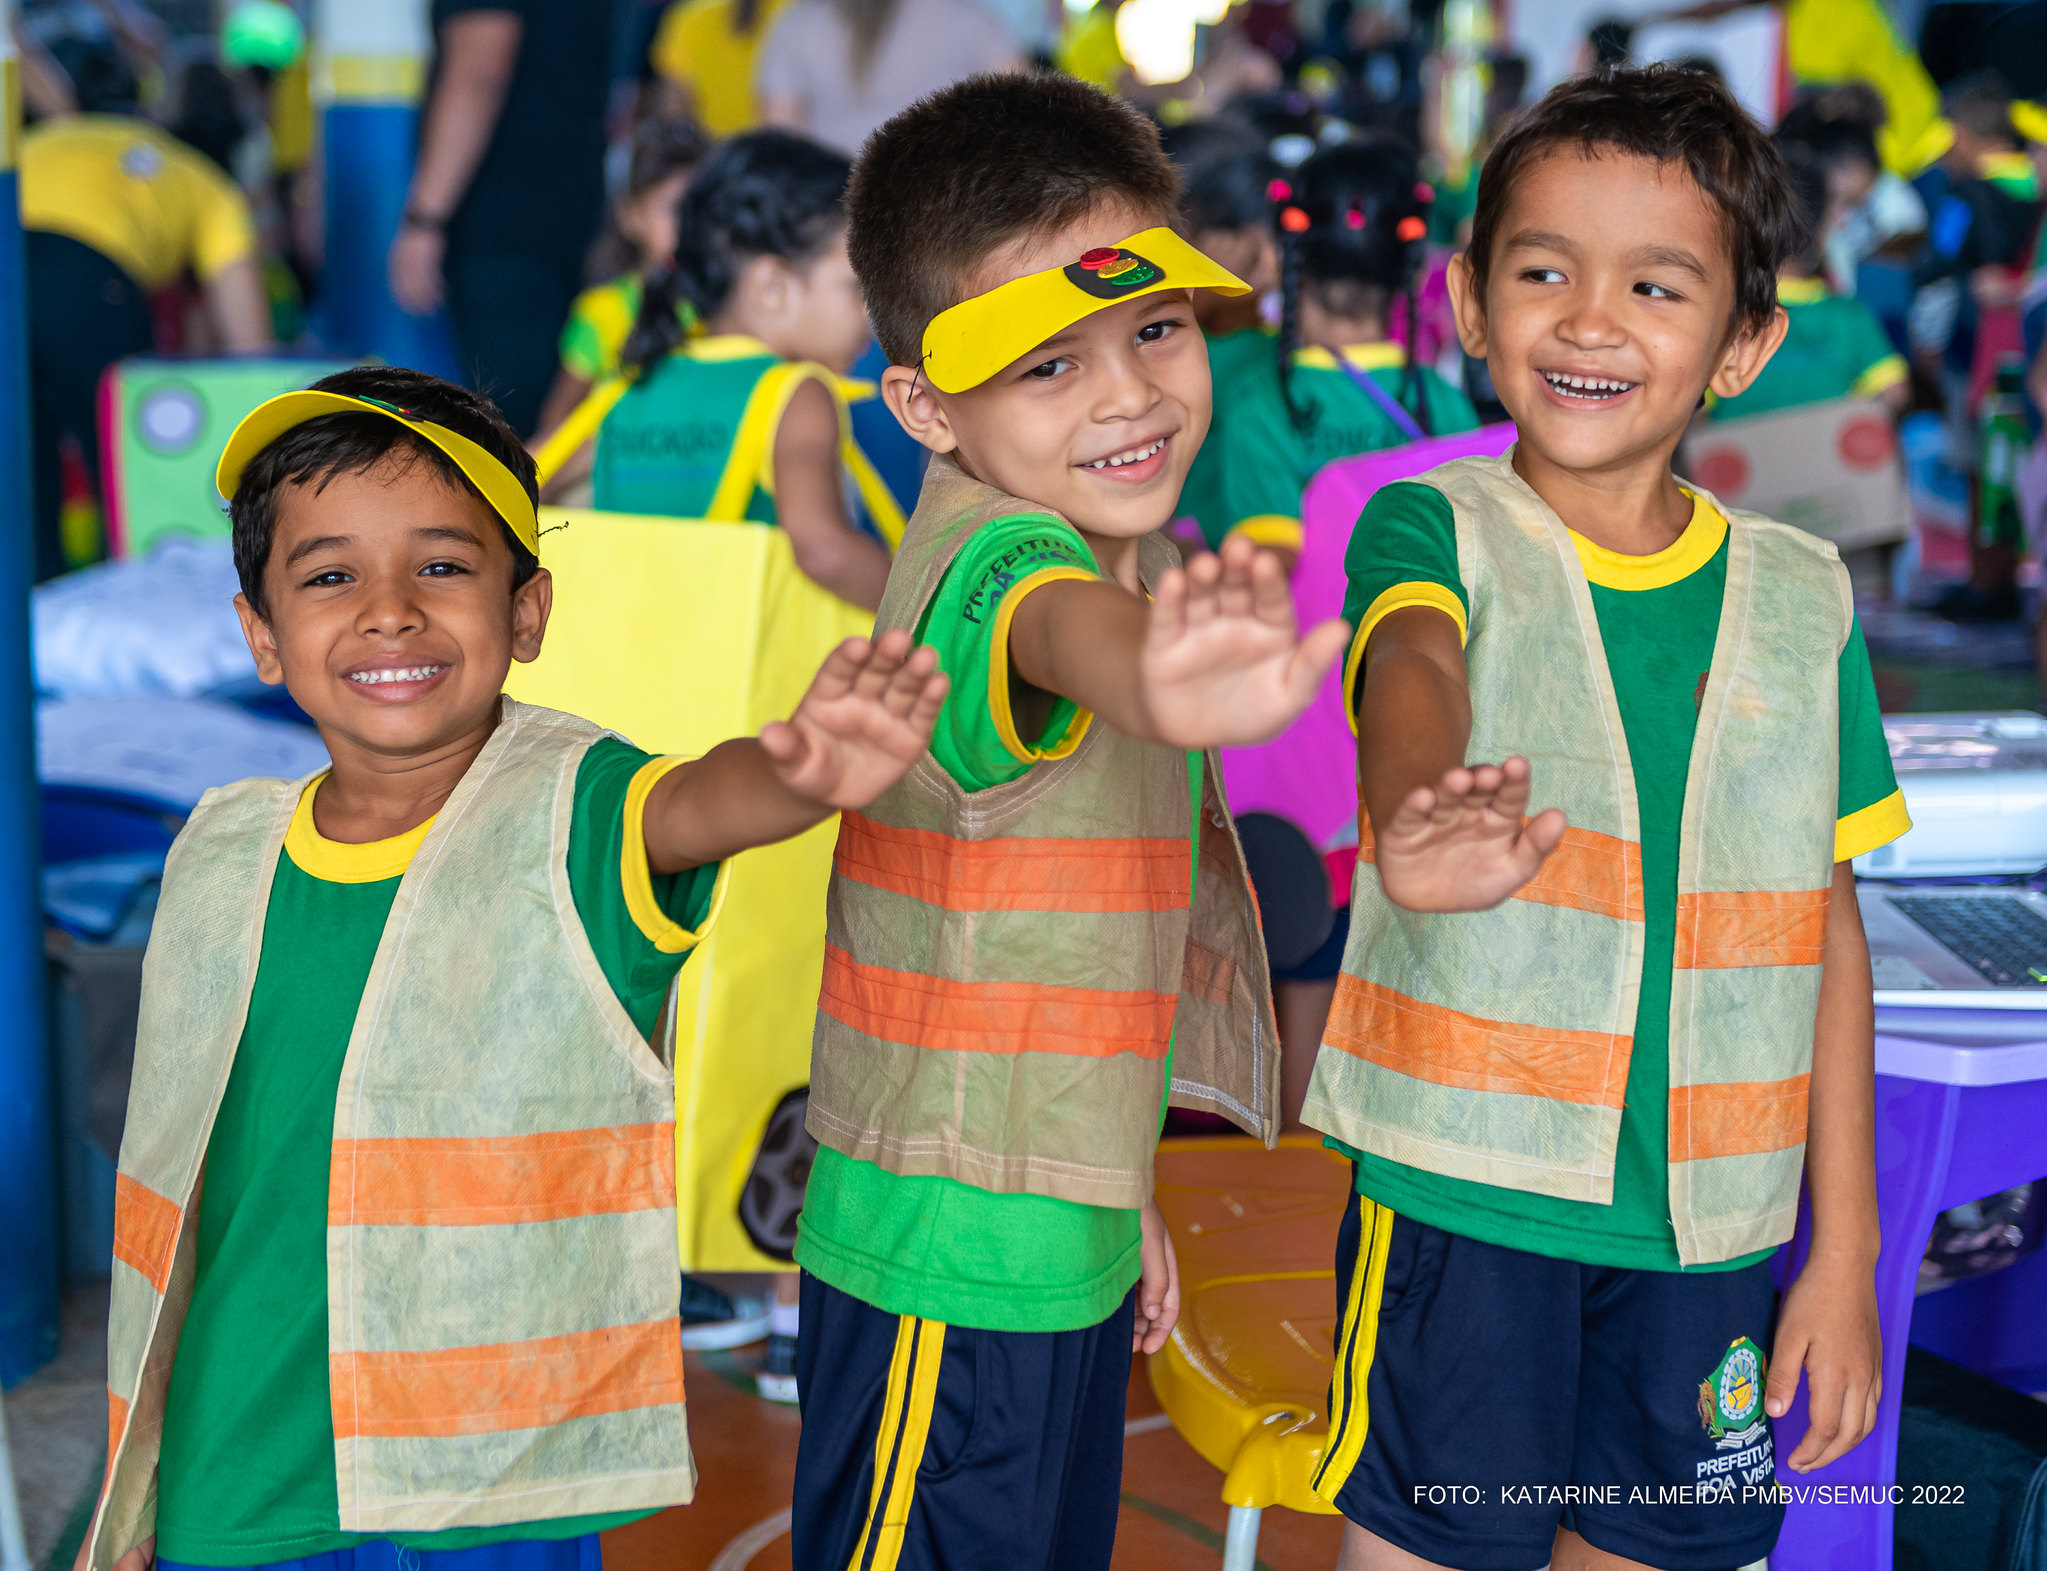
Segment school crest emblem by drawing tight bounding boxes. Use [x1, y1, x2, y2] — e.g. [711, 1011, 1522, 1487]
[1698, 1338, 1768, 1448]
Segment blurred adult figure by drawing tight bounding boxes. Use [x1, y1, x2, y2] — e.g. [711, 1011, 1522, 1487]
[650, 0, 790, 135]
[755, 0, 1022, 157]
[19, 50, 272, 580]
[388, 0, 617, 435]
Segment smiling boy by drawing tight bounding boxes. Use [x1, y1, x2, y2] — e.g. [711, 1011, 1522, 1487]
[86, 366, 948, 1571]
[788, 75, 1350, 1571]
[1299, 68, 1912, 1571]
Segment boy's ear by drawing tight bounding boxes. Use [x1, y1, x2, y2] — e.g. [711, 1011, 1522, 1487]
[1445, 254, 1490, 360]
[509, 566, 553, 665]
[879, 363, 961, 456]
[234, 591, 286, 686]
[1707, 303, 1790, 402]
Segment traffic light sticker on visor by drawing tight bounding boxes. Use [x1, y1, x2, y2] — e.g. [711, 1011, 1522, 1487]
[1066, 246, 1163, 299]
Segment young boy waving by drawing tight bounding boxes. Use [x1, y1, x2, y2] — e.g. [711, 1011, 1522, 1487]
[1304, 69, 1911, 1571]
[791, 75, 1349, 1571]
[86, 367, 947, 1571]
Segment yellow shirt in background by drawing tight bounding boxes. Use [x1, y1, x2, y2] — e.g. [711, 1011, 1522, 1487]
[650, 0, 791, 135]
[21, 115, 258, 290]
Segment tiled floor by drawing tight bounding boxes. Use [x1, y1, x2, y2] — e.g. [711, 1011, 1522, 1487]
[601, 1348, 1344, 1571]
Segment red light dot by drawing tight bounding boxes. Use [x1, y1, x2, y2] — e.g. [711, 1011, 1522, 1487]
[1078, 247, 1120, 270]
[1396, 216, 1427, 242]
[1280, 207, 1311, 233]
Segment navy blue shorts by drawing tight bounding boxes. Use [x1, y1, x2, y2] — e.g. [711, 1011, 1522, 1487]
[159, 1535, 599, 1571]
[790, 1271, 1133, 1571]
[1316, 1193, 1785, 1571]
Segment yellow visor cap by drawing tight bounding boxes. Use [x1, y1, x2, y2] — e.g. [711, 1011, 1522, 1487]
[919, 227, 1250, 394]
[215, 390, 542, 557]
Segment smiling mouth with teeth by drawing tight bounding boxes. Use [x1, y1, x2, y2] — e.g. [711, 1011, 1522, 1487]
[348, 665, 446, 686]
[1083, 436, 1167, 470]
[1543, 372, 1638, 400]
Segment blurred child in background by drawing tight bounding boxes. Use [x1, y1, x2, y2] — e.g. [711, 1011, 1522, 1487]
[536, 117, 710, 436]
[1217, 134, 1479, 567]
[1161, 118, 1282, 549]
[1709, 141, 1911, 418]
[536, 129, 897, 611]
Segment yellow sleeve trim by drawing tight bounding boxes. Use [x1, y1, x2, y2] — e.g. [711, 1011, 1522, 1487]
[988, 566, 1099, 764]
[1837, 787, 1913, 862]
[621, 755, 726, 955]
[1228, 515, 1304, 553]
[1342, 581, 1468, 734]
[1851, 355, 1910, 399]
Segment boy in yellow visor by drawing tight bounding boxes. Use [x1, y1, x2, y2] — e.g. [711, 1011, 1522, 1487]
[84, 365, 948, 1571]
[787, 74, 1351, 1571]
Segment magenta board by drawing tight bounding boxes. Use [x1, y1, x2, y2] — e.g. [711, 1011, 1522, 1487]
[1219, 424, 1518, 851]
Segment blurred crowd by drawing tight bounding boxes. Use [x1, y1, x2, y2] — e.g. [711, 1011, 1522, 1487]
[14, 0, 2047, 645]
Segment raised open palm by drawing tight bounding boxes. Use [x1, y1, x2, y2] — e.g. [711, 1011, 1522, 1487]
[1141, 537, 1350, 748]
[1373, 757, 1567, 912]
[761, 630, 948, 809]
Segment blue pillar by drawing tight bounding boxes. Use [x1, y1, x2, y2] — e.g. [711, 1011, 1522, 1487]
[0, 9, 60, 1387]
[315, 0, 459, 375]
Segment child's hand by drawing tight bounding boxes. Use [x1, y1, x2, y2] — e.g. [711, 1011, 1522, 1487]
[1133, 1200, 1181, 1355]
[1140, 535, 1350, 749]
[1768, 1256, 1882, 1472]
[75, 1535, 154, 1571]
[1372, 756, 1567, 912]
[761, 629, 949, 810]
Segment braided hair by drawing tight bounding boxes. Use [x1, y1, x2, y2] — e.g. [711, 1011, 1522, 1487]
[622, 130, 853, 375]
[1272, 134, 1435, 435]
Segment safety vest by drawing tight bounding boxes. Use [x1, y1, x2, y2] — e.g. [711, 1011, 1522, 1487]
[805, 455, 1281, 1211]
[1302, 454, 1848, 1267]
[88, 701, 694, 1569]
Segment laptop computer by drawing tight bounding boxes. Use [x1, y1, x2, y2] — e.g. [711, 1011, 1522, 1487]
[1855, 713, 2047, 1009]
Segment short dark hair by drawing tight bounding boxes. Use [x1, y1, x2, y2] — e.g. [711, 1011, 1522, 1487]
[1943, 70, 2019, 148]
[231, 366, 540, 616]
[1466, 65, 1802, 339]
[1161, 118, 1278, 235]
[848, 73, 1182, 367]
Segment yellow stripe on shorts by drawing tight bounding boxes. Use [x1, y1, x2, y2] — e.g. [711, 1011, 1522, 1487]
[848, 1314, 948, 1571]
[1312, 1196, 1397, 1503]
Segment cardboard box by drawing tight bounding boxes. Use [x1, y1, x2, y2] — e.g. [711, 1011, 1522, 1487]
[1683, 396, 1910, 551]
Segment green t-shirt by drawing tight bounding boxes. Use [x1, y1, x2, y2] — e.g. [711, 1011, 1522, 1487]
[153, 738, 721, 1566]
[1220, 343, 1480, 547]
[1179, 326, 1280, 549]
[1331, 480, 1911, 1272]
[1709, 279, 1908, 421]
[591, 334, 785, 523]
[796, 513, 1202, 1332]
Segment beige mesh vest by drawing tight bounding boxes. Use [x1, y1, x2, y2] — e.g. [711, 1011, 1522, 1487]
[90, 700, 694, 1569]
[806, 455, 1281, 1209]
[1302, 454, 1848, 1266]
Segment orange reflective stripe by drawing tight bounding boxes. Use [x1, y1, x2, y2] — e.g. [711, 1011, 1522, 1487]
[329, 1124, 676, 1228]
[820, 944, 1176, 1059]
[104, 1388, 129, 1495]
[836, 813, 1191, 914]
[1672, 1075, 1810, 1160]
[1360, 822, 1642, 921]
[330, 1318, 684, 1440]
[112, 1173, 180, 1291]
[1674, 888, 1829, 969]
[1326, 975, 1629, 1106]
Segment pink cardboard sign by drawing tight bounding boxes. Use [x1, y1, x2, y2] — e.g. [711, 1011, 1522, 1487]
[1219, 424, 1519, 853]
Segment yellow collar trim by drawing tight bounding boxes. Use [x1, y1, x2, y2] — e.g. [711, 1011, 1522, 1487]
[681, 333, 778, 362]
[1570, 492, 1727, 590]
[284, 776, 434, 884]
[1776, 276, 1829, 305]
[1294, 342, 1407, 373]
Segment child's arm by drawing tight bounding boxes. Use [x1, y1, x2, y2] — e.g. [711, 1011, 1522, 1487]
[1766, 858, 1883, 1471]
[774, 379, 892, 612]
[1006, 533, 1349, 750]
[639, 629, 947, 872]
[1354, 605, 1567, 911]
